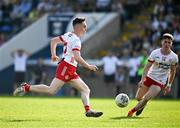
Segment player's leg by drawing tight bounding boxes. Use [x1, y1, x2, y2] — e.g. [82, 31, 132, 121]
[30, 78, 65, 95]
[127, 84, 148, 117]
[133, 84, 149, 115]
[13, 78, 65, 96]
[128, 85, 161, 117]
[135, 84, 149, 101]
[134, 85, 161, 111]
[68, 78, 103, 117]
[68, 78, 90, 106]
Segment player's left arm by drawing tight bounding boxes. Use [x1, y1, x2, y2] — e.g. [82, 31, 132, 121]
[163, 64, 177, 95]
[168, 64, 177, 86]
[73, 50, 98, 71]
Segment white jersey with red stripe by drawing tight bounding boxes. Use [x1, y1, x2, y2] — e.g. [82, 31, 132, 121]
[147, 48, 178, 85]
[59, 32, 81, 67]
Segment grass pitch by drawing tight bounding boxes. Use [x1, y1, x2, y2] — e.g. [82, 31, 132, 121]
[0, 96, 180, 128]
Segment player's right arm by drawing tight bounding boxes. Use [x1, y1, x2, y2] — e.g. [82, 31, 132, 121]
[73, 50, 98, 71]
[138, 50, 155, 86]
[50, 36, 63, 62]
[141, 62, 153, 81]
[139, 61, 153, 86]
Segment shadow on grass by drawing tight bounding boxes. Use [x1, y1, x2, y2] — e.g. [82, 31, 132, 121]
[0, 118, 41, 122]
[110, 116, 146, 120]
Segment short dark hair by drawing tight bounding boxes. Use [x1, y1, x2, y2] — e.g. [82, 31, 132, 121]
[72, 17, 85, 26]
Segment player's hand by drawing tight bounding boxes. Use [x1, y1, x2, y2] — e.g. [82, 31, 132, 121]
[88, 65, 98, 71]
[163, 86, 171, 95]
[51, 55, 59, 62]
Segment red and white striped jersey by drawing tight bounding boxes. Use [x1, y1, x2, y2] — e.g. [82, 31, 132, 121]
[59, 32, 81, 67]
[147, 48, 178, 85]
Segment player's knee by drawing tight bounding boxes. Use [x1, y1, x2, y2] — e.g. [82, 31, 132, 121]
[47, 91, 55, 96]
[135, 96, 142, 101]
[47, 89, 56, 95]
[86, 88, 90, 94]
[83, 87, 90, 94]
[135, 95, 142, 101]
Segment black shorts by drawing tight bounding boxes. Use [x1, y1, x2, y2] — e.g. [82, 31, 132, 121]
[104, 74, 115, 83]
[14, 72, 25, 83]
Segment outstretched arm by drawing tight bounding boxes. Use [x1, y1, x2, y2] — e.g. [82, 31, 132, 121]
[73, 50, 98, 71]
[50, 36, 63, 62]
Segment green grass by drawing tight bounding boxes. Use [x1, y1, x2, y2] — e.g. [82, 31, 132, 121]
[0, 96, 180, 128]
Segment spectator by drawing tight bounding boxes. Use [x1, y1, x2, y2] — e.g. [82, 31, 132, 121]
[37, 0, 53, 14]
[153, 1, 165, 16]
[96, 0, 112, 12]
[173, 26, 180, 43]
[101, 51, 119, 96]
[11, 0, 24, 31]
[28, 7, 40, 23]
[11, 49, 30, 89]
[115, 66, 126, 96]
[137, 49, 148, 81]
[128, 51, 140, 98]
[130, 32, 143, 52]
[111, 0, 126, 25]
[19, 0, 32, 16]
[0, 0, 14, 34]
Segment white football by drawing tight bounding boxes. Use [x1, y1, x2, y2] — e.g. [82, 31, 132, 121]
[115, 93, 129, 108]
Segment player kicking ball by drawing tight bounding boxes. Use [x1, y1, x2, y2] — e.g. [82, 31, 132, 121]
[14, 17, 103, 118]
[127, 33, 178, 117]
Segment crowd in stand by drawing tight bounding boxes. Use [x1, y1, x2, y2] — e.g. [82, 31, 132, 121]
[1, 0, 179, 49]
[0, 0, 121, 45]
[0, 0, 140, 46]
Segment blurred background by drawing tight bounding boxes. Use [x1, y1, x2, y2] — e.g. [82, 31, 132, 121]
[0, 0, 179, 99]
